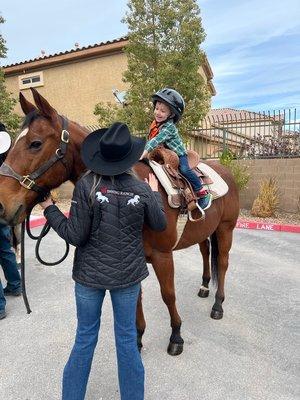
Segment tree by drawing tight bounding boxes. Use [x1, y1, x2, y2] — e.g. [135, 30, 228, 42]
[0, 15, 20, 134]
[94, 0, 211, 135]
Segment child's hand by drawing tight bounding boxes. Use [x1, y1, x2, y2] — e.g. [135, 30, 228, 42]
[145, 173, 159, 191]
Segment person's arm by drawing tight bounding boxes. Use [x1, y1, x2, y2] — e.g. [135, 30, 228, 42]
[143, 173, 167, 231]
[40, 179, 92, 247]
[144, 124, 174, 153]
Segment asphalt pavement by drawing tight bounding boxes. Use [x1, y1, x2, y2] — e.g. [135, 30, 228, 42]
[0, 227, 299, 400]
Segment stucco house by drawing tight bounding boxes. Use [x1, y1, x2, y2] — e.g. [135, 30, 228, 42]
[3, 37, 216, 126]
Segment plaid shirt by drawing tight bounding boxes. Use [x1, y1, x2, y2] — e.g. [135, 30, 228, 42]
[145, 121, 187, 156]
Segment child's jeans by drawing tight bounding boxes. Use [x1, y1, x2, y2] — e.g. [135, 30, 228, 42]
[179, 154, 202, 192]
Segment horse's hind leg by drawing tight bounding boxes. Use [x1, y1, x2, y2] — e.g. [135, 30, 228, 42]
[151, 250, 184, 356]
[136, 288, 146, 352]
[211, 223, 234, 320]
[198, 239, 211, 298]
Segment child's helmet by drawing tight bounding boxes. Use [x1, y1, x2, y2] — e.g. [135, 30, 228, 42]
[152, 88, 185, 123]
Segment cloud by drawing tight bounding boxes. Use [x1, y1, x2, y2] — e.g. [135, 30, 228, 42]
[201, 0, 300, 48]
[200, 0, 300, 111]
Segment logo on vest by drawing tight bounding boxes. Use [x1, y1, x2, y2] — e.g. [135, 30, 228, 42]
[127, 195, 140, 206]
[95, 191, 109, 203]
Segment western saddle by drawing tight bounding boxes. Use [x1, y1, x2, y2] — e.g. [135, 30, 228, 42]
[148, 146, 212, 215]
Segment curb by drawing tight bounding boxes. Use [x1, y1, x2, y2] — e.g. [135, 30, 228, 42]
[28, 214, 300, 234]
[236, 219, 300, 233]
[29, 212, 69, 229]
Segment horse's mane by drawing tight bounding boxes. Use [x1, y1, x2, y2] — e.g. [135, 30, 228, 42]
[72, 120, 89, 134]
[21, 111, 89, 134]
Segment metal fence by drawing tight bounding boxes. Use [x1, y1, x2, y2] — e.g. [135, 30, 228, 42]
[87, 108, 300, 160]
[187, 108, 300, 160]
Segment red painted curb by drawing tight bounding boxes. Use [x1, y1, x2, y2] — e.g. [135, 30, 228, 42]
[29, 213, 300, 233]
[29, 212, 69, 229]
[236, 219, 300, 233]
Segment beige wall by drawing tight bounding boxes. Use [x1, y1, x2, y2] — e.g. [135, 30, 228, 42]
[239, 158, 300, 213]
[58, 158, 300, 214]
[5, 52, 128, 126]
[5, 51, 212, 128]
[188, 141, 300, 213]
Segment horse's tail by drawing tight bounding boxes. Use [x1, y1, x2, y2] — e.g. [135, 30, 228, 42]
[210, 232, 219, 285]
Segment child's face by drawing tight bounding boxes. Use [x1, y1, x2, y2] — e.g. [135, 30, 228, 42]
[154, 101, 173, 123]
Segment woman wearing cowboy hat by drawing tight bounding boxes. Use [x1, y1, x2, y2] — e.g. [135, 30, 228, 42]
[0, 123, 22, 320]
[40, 122, 166, 400]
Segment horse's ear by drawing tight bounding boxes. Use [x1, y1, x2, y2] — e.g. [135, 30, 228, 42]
[31, 88, 59, 123]
[19, 92, 37, 115]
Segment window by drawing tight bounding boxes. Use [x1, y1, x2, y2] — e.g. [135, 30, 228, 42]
[19, 72, 44, 89]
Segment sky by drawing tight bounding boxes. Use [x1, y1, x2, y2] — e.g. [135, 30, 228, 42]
[0, 0, 299, 112]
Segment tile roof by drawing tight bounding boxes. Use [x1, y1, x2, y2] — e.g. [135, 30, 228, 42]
[2, 36, 128, 68]
[207, 108, 283, 123]
[3, 36, 215, 96]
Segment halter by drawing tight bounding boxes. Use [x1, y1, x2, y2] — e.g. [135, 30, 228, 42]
[0, 115, 71, 314]
[0, 116, 70, 200]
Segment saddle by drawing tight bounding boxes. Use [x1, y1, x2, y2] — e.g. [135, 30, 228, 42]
[148, 147, 213, 214]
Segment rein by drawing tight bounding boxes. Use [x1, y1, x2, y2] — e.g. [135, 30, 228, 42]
[0, 116, 71, 313]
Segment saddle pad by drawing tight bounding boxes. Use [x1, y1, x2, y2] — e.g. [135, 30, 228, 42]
[198, 162, 229, 200]
[149, 160, 229, 208]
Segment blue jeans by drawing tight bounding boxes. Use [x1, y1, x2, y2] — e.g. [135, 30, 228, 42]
[62, 282, 144, 400]
[179, 154, 202, 191]
[0, 224, 21, 311]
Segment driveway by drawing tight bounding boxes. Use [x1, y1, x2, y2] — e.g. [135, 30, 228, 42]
[0, 228, 299, 400]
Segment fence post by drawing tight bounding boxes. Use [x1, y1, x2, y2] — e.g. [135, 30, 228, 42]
[222, 128, 227, 152]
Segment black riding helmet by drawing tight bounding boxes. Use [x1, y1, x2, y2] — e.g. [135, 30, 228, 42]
[152, 88, 185, 123]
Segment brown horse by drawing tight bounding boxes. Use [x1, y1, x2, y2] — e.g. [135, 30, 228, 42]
[0, 89, 239, 355]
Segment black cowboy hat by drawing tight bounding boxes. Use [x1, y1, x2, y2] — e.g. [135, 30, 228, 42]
[81, 122, 146, 176]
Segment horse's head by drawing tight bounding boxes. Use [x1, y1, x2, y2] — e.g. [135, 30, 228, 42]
[0, 88, 87, 225]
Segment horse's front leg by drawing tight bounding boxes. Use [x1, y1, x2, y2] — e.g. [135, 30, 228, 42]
[136, 288, 146, 352]
[151, 250, 183, 356]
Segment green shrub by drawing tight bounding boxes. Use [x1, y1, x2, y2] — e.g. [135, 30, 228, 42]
[219, 148, 250, 191]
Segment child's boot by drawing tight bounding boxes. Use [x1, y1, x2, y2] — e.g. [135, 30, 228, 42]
[196, 188, 212, 211]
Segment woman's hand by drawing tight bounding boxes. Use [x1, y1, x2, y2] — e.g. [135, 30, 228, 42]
[39, 197, 53, 210]
[145, 173, 159, 191]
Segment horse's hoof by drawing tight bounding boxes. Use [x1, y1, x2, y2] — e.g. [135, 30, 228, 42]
[210, 309, 223, 320]
[198, 287, 209, 298]
[167, 342, 183, 356]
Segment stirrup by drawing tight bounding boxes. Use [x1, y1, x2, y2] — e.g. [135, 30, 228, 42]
[188, 202, 205, 222]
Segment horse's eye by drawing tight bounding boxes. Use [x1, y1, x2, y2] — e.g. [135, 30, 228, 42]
[29, 141, 42, 149]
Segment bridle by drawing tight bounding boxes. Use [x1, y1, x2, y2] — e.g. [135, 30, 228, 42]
[0, 115, 71, 314]
[0, 116, 70, 201]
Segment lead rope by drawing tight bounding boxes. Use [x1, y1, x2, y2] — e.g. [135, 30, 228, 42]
[20, 221, 31, 314]
[20, 210, 70, 313]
